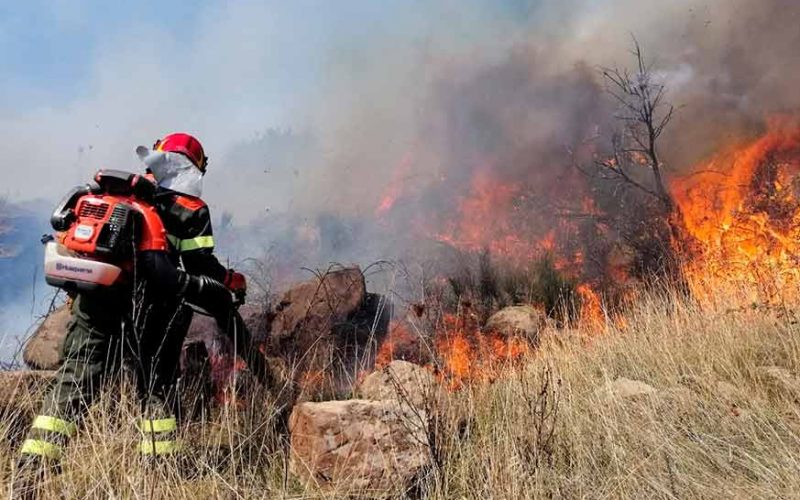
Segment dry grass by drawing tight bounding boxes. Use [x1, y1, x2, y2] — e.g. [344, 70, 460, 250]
[3, 286, 800, 498]
[425, 287, 800, 499]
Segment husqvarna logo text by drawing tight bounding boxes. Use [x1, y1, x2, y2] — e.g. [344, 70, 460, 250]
[56, 263, 93, 274]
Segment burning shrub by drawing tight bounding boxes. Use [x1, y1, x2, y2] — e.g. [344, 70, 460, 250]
[672, 120, 800, 302]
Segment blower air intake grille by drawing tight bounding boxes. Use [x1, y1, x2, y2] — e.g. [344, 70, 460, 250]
[107, 204, 129, 226]
[79, 202, 109, 220]
[95, 202, 137, 257]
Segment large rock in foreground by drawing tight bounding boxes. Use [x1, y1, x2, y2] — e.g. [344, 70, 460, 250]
[484, 305, 544, 344]
[289, 399, 430, 495]
[24, 305, 71, 370]
[358, 360, 438, 409]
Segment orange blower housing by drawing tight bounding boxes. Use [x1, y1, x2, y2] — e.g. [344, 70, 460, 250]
[45, 170, 168, 291]
[60, 193, 167, 255]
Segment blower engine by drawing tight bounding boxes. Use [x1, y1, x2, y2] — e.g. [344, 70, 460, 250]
[44, 170, 168, 292]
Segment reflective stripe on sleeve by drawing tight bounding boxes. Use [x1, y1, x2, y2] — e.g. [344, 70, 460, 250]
[20, 439, 63, 459]
[139, 439, 180, 455]
[178, 235, 214, 252]
[32, 415, 77, 438]
[167, 234, 215, 252]
[137, 417, 177, 434]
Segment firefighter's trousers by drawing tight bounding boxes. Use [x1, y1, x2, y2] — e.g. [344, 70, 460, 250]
[18, 289, 191, 463]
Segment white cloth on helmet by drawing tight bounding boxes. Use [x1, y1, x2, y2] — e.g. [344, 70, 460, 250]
[136, 146, 204, 197]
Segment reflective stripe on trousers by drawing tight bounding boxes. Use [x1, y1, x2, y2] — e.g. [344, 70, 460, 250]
[20, 439, 64, 460]
[19, 415, 77, 460]
[137, 417, 179, 456]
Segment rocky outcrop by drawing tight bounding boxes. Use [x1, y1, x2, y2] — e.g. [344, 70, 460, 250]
[484, 305, 544, 344]
[23, 304, 71, 370]
[289, 399, 430, 495]
[358, 360, 438, 409]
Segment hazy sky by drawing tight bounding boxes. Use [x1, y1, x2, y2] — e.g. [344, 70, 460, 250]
[0, 1, 534, 210]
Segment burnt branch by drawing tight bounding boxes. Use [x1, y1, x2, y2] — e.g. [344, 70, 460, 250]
[599, 37, 677, 212]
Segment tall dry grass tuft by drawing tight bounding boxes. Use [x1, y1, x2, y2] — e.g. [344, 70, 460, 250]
[3, 285, 800, 498]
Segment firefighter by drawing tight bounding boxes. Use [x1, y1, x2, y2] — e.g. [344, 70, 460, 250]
[143, 132, 275, 397]
[14, 133, 272, 481]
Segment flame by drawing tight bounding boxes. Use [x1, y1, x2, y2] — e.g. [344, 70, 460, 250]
[375, 153, 414, 217]
[435, 313, 532, 389]
[365, 123, 800, 388]
[435, 170, 543, 260]
[375, 312, 532, 389]
[576, 284, 604, 328]
[209, 353, 247, 406]
[208, 123, 800, 400]
[376, 320, 418, 368]
[672, 121, 800, 300]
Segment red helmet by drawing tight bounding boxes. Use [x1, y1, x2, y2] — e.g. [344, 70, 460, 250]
[154, 132, 208, 172]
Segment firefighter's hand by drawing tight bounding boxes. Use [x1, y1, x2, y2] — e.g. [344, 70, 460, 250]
[225, 269, 247, 302]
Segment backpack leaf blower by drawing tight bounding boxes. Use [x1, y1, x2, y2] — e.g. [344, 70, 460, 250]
[44, 170, 168, 292]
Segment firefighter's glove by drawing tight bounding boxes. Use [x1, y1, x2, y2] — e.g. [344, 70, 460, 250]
[224, 269, 247, 303]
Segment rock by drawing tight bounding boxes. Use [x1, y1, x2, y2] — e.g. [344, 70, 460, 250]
[269, 267, 366, 342]
[484, 305, 544, 344]
[358, 360, 438, 409]
[268, 267, 391, 397]
[289, 399, 430, 495]
[600, 377, 657, 399]
[23, 304, 71, 370]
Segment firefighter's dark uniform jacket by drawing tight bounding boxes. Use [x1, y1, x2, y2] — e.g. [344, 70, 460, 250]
[156, 191, 227, 283]
[18, 188, 270, 462]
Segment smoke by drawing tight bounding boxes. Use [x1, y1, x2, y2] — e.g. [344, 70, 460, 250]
[304, 0, 800, 211]
[284, 0, 800, 270]
[0, 199, 51, 362]
[1, 0, 799, 350]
